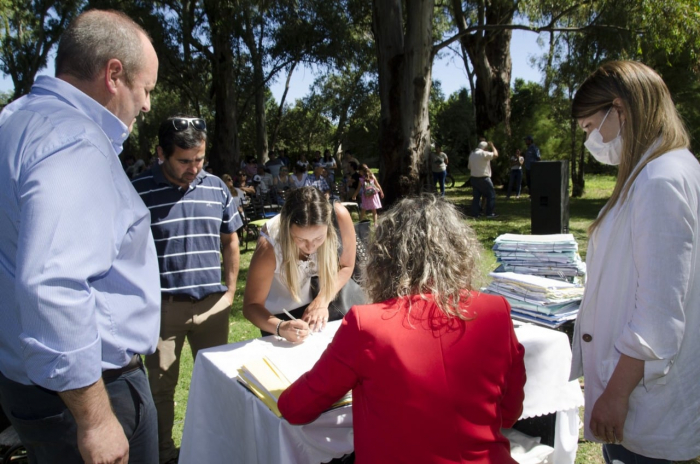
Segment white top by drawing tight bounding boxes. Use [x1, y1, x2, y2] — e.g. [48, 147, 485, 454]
[291, 173, 309, 189]
[510, 155, 524, 170]
[431, 152, 448, 173]
[468, 149, 496, 177]
[260, 215, 317, 314]
[570, 147, 700, 460]
[234, 188, 249, 205]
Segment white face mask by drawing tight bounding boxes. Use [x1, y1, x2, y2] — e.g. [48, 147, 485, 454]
[584, 107, 623, 165]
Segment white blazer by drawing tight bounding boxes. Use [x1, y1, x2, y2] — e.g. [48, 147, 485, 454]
[571, 147, 700, 460]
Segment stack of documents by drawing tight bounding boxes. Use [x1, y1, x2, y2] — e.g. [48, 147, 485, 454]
[483, 272, 584, 328]
[492, 233, 586, 280]
[237, 334, 351, 417]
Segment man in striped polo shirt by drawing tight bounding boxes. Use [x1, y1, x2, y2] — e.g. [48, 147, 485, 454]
[132, 116, 243, 464]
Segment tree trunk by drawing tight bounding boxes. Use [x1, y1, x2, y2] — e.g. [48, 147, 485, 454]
[269, 62, 296, 152]
[543, 32, 556, 94]
[242, 8, 269, 163]
[253, 59, 269, 163]
[372, 0, 434, 208]
[451, 0, 514, 136]
[570, 118, 585, 197]
[204, 4, 240, 175]
[332, 69, 366, 162]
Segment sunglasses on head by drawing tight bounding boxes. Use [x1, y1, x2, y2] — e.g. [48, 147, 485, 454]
[171, 117, 207, 132]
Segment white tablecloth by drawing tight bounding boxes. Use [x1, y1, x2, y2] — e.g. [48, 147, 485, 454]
[179, 321, 583, 464]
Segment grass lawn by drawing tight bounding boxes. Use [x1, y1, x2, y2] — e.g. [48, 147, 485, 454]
[168, 173, 698, 464]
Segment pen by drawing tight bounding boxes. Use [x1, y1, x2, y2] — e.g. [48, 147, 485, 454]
[282, 308, 317, 334]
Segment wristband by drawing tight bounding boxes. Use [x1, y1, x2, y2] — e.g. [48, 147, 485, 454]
[275, 320, 284, 337]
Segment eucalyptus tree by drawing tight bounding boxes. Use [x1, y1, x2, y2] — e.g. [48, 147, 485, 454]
[371, 0, 700, 205]
[530, 0, 700, 196]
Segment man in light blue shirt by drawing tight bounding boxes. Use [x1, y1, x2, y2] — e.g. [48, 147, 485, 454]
[0, 10, 160, 464]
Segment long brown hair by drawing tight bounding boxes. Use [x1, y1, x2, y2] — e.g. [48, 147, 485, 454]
[572, 61, 690, 233]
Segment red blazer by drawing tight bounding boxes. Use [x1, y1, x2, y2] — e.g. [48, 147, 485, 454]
[278, 292, 526, 464]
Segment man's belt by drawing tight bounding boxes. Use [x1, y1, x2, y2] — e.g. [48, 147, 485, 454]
[162, 293, 201, 303]
[102, 354, 142, 381]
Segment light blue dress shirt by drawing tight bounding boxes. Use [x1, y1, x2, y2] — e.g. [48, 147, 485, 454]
[0, 76, 161, 391]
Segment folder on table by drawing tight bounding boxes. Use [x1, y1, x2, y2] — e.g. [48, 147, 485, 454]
[237, 355, 351, 418]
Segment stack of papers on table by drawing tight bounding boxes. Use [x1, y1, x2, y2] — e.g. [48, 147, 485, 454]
[237, 335, 351, 417]
[492, 234, 586, 281]
[483, 272, 583, 328]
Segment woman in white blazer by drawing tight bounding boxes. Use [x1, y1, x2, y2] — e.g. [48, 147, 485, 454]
[571, 61, 700, 463]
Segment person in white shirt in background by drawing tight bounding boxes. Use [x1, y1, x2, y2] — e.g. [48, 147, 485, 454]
[291, 163, 310, 189]
[571, 60, 700, 464]
[431, 144, 449, 197]
[320, 149, 337, 184]
[264, 150, 285, 178]
[468, 140, 498, 218]
[256, 166, 274, 195]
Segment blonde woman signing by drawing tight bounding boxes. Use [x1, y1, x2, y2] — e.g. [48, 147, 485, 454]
[243, 187, 360, 342]
[279, 195, 526, 463]
[571, 61, 700, 463]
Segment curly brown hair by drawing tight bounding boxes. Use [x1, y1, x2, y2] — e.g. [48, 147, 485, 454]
[362, 194, 480, 319]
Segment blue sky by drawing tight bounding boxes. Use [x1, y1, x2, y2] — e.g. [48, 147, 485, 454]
[1, 29, 546, 101]
[268, 29, 545, 103]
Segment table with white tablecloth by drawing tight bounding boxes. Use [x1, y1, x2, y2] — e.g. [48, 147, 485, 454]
[179, 321, 583, 464]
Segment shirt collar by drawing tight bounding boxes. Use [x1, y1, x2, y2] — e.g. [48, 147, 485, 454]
[31, 76, 130, 155]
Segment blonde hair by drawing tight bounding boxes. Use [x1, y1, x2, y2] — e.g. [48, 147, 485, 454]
[278, 187, 338, 304]
[572, 60, 690, 233]
[360, 164, 375, 181]
[221, 174, 238, 196]
[363, 194, 480, 319]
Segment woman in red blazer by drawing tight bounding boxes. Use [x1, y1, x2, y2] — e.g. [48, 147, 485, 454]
[278, 194, 526, 464]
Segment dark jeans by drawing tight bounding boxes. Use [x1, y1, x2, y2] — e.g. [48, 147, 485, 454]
[507, 169, 522, 197]
[603, 444, 671, 464]
[525, 168, 532, 192]
[470, 176, 496, 216]
[433, 170, 447, 196]
[0, 363, 157, 464]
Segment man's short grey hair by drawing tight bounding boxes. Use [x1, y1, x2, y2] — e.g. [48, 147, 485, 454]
[478, 141, 488, 150]
[55, 9, 151, 86]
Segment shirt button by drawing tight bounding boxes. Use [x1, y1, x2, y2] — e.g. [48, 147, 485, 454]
[582, 333, 593, 342]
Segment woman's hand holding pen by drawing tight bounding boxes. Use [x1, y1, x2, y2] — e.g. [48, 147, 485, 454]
[279, 319, 311, 343]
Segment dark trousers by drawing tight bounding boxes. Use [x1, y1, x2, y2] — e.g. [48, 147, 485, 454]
[507, 169, 522, 198]
[470, 176, 496, 216]
[0, 363, 157, 464]
[433, 171, 447, 196]
[525, 168, 532, 192]
[603, 444, 671, 464]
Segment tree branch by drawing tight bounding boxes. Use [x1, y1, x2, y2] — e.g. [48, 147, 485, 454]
[433, 22, 642, 55]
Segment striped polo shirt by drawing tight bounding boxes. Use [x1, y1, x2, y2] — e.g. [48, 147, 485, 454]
[132, 165, 243, 300]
